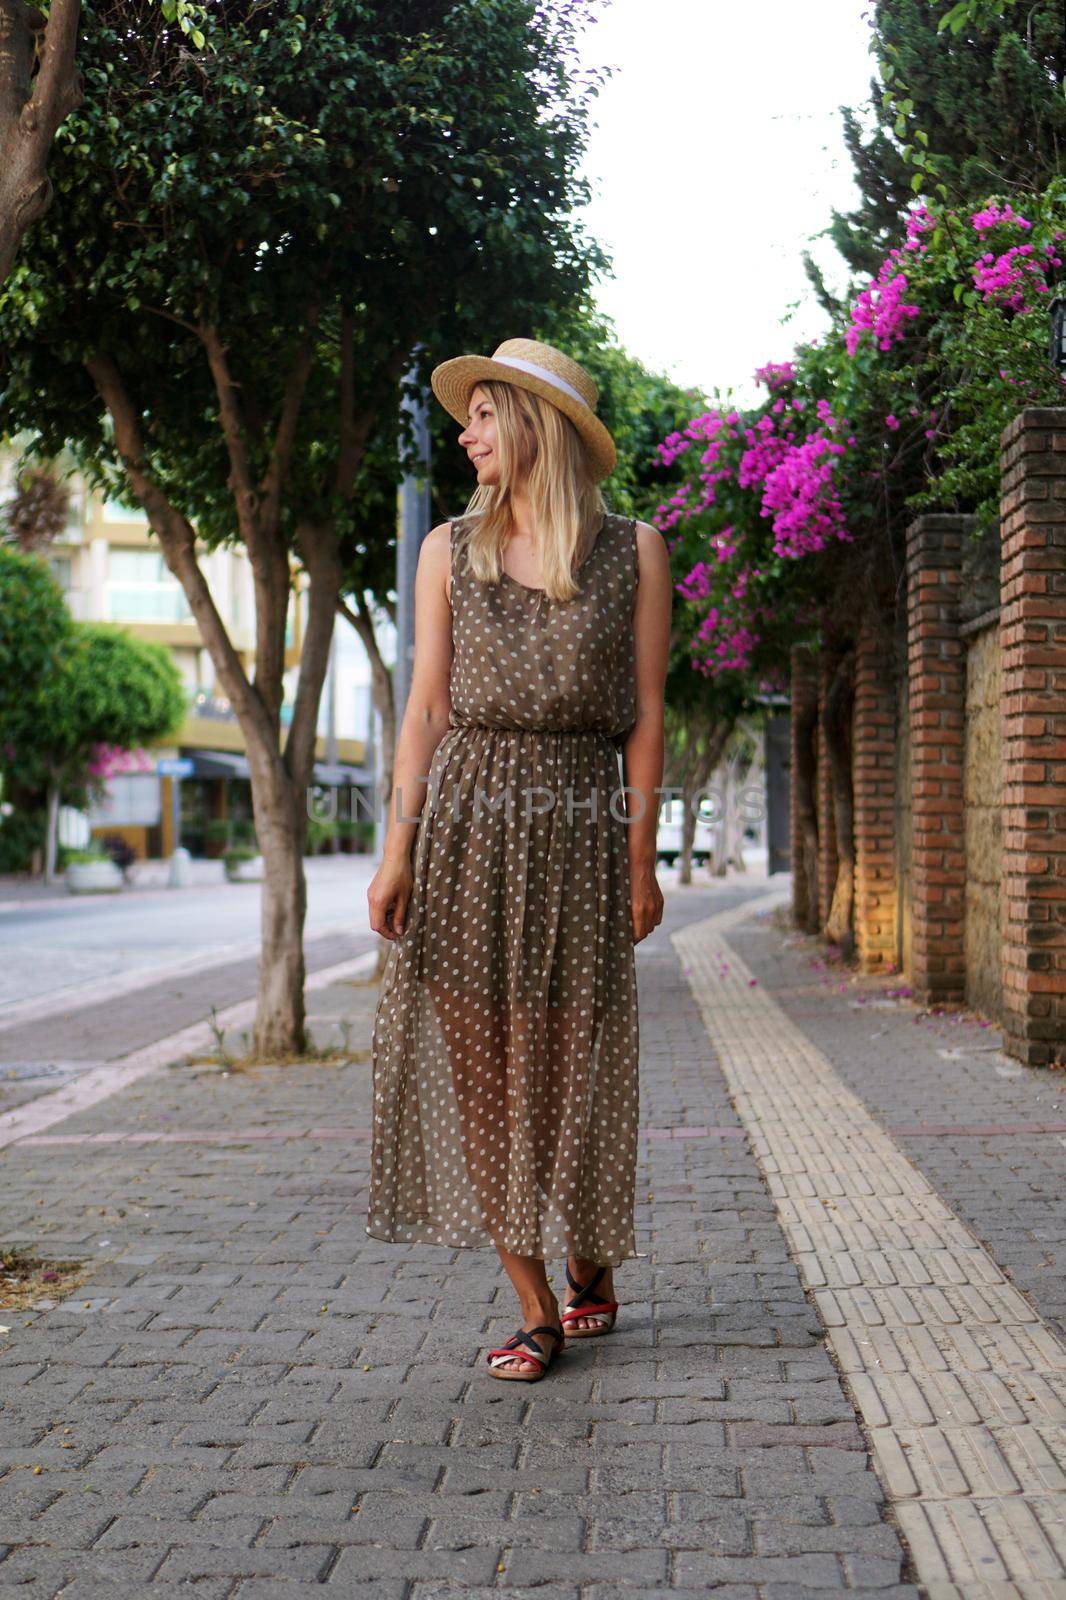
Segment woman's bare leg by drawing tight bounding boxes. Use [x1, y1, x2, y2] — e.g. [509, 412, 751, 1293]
[490, 1246, 562, 1373]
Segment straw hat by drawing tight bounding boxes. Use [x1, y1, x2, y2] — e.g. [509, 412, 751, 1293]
[430, 337, 617, 481]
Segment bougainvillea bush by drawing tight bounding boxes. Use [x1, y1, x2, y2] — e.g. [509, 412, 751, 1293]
[656, 180, 1066, 686]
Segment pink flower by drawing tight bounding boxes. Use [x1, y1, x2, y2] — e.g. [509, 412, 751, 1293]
[971, 201, 1031, 233]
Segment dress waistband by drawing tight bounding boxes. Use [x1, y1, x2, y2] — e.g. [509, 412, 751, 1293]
[449, 722, 614, 740]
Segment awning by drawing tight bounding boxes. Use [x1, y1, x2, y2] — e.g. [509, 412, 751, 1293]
[186, 750, 250, 780]
[184, 749, 373, 786]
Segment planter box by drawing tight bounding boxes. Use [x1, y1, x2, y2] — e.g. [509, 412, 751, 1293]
[66, 860, 124, 894]
[225, 854, 265, 883]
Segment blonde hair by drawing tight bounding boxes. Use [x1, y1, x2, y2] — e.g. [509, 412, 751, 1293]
[458, 380, 607, 602]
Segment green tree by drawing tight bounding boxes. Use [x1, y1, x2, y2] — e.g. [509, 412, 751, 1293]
[805, 0, 1066, 309]
[0, 544, 72, 816]
[0, 549, 184, 876]
[0, 0, 606, 1055]
[36, 624, 185, 879]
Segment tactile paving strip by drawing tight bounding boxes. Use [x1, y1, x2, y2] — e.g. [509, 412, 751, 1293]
[675, 898, 1066, 1595]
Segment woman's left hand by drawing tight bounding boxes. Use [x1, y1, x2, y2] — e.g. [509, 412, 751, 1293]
[629, 858, 664, 944]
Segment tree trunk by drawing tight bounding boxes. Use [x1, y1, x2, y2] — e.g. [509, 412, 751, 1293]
[0, 0, 82, 286]
[248, 749, 308, 1058]
[43, 775, 59, 883]
[710, 756, 731, 878]
[670, 716, 732, 886]
[823, 650, 856, 952]
[792, 683, 820, 934]
[678, 766, 700, 886]
[718, 731, 761, 876]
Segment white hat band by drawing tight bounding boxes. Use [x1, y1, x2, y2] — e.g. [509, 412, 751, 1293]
[492, 355, 589, 408]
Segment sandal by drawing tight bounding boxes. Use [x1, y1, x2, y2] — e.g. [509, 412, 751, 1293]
[486, 1323, 565, 1382]
[560, 1263, 619, 1339]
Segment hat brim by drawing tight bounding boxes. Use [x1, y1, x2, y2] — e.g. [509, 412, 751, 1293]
[430, 354, 617, 482]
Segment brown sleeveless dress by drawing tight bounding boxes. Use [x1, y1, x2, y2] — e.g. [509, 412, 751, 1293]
[367, 510, 641, 1266]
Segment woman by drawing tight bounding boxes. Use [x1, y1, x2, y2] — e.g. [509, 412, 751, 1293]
[366, 337, 670, 1380]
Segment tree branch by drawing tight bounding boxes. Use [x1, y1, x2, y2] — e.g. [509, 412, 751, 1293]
[285, 519, 341, 787]
[259, 300, 320, 536]
[199, 320, 291, 722]
[0, 0, 81, 282]
[84, 349, 278, 755]
[29, 0, 81, 132]
[334, 338, 408, 502]
[199, 322, 259, 546]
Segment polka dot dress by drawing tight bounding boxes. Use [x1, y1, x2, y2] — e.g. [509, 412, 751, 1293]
[367, 511, 641, 1267]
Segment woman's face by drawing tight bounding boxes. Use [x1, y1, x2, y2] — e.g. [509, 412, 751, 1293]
[458, 385, 501, 487]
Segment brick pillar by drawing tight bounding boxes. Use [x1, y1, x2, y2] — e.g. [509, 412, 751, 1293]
[853, 611, 898, 973]
[816, 650, 839, 932]
[1000, 407, 1066, 1065]
[906, 514, 967, 1005]
[790, 646, 818, 929]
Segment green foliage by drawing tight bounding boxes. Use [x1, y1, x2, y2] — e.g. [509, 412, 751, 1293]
[0, 0, 606, 555]
[224, 844, 261, 868]
[58, 627, 186, 766]
[0, 552, 184, 805]
[62, 845, 113, 865]
[813, 0, 1066, 297]
[0, 547, 73, 776]
[0, 806, 45, 874]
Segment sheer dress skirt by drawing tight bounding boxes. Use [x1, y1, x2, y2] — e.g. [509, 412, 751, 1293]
[367, 721, 640, 1266]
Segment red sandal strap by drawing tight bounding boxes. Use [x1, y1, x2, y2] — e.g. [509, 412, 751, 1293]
[486, 1325, 561, 1370]
[487, 1346, 546, 1371]
[561, 1301, 618, 1321]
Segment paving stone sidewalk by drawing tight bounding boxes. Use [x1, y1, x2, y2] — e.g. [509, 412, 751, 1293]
[728, 906, 1066, 1342]
[0, 876, 925, 1598]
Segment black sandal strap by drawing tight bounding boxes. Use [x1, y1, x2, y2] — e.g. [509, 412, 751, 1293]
[527, 1324, 564, 1345]
[564, 1264, 606, 1307]
[502, 1327, 560, 1355]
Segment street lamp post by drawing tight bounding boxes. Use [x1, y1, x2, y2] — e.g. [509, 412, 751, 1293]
[379, 349, 432, 857]
[395, 350, 432, 725]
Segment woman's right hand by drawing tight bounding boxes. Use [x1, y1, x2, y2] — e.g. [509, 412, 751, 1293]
[368, 852, 414, 941]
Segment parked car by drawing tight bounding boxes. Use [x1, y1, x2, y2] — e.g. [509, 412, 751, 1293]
[656, 798, 717, 867]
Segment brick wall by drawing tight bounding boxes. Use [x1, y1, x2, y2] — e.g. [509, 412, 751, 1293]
[852, 612, 898, 973]
[905, 514, 970, 1006]
[962, 618, 1003, 1020]
[816, 652, 839, 931]
[1000, 408, 1066, 1065]
[786, 409, 1066, 1067]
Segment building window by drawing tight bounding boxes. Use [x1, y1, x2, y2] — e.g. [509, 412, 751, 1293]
[87, 774, 162, 827]
[102, 494, 147, 524]
[48, 555, 72, 593]
[105, 548, 191, 623]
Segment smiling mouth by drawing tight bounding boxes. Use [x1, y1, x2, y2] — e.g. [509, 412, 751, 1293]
[471, 451, 492, 466]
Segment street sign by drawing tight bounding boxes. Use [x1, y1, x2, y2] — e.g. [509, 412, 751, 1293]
[156, 758, 194, 778]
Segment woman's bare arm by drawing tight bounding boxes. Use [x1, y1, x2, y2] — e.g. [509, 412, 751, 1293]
[621, 520, 672, 942]
[379, 521, 455, 866]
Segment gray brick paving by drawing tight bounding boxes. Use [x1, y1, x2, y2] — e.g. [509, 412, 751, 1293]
[0, 928, 373, 1072]
[729, 906, 1066, 1341]
[0, 880, 922, 1594]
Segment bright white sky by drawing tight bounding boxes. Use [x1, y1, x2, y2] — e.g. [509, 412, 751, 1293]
[576, 0, 879, 408]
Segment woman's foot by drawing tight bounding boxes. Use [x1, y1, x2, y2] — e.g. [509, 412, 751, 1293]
[564, 1258, 617, 1333]
[490, 1297, 562, 1374]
